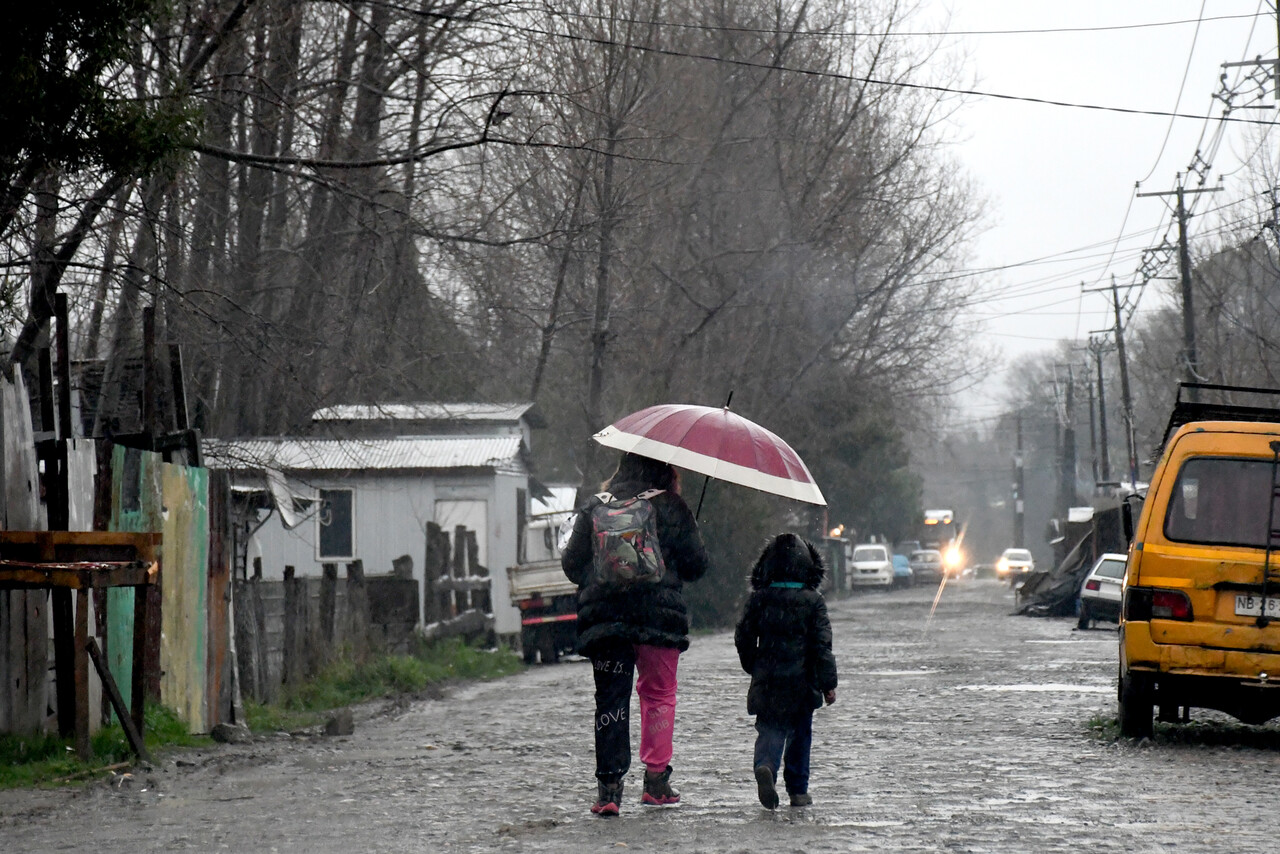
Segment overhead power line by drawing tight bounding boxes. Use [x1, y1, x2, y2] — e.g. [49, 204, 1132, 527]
[518, 8, 1266, 41]
[466, 17, 1280, 127]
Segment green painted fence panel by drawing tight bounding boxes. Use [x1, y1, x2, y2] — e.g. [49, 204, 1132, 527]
[105, 447, 209, 732]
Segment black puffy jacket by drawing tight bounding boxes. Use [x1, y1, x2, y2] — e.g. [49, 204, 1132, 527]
[734, 534, 838, 720]
[561, 479, 709, 656]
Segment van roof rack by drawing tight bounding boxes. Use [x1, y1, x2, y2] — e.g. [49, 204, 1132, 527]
[1162, 382, 1280, 446]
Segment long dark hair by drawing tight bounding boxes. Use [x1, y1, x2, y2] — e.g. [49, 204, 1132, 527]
[602, 452, 679, 494]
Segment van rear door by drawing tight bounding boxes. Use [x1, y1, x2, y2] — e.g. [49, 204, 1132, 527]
[1137, 429, 1280, 653]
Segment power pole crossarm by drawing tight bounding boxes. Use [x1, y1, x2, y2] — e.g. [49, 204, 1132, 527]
[1137, 178, 1222, 402]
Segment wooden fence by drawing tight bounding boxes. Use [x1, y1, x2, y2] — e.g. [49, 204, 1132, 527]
[233, 558, 425, 703]
[423, 522, 494, 644]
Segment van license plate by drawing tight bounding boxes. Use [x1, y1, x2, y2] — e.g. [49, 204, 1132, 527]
[1234, 595, 1280, 617]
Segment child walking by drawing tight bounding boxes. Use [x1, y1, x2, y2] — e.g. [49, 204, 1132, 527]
[734, 533, 838, 809]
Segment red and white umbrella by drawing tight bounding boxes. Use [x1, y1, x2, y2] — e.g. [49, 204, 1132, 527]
[592, 404, 826, 506]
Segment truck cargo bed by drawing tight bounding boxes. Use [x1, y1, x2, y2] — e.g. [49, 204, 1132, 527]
[507, 560, 577, 601]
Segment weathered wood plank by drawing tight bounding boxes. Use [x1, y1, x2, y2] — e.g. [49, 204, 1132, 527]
[159, 461, 208, 733]
[73, 587, 89, 757]
[0, 370, 47, 735]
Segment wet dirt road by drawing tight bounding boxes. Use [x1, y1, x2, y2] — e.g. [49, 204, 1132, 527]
[6, 578, 1280, 852]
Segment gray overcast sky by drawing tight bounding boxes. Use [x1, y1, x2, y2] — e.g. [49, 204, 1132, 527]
[931, 2, 1277, 419]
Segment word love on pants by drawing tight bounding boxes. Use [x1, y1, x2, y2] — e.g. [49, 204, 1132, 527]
[596, 707, 628, 730]
[594, 659, 629, 673]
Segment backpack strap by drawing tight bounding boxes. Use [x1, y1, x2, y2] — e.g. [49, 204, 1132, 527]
[594, 489, 663, 502]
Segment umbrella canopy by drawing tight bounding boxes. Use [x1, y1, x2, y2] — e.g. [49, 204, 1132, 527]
[592, 404, 826, 505]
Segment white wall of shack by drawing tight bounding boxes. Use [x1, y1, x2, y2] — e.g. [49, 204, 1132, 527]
[244, 470, 525, 636]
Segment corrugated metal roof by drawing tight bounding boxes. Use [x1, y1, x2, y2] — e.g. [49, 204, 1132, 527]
[203, 436, 524, 473]
[310, 402, 535, 423]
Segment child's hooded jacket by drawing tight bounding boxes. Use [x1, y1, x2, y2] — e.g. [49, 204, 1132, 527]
[734, 533, 839, 720]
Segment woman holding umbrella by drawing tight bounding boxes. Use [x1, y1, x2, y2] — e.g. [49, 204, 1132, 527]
[561, 451, 709, 816]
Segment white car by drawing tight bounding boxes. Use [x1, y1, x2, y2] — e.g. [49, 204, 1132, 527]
[850, 544, 894, 588]
[1077, 552, 1127, 629]
[996, 548, 1035, 582]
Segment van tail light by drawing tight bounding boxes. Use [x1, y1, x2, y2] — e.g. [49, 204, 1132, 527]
[1084, 579, 1101, 591]
[1152, 590, 1193, 620]
[1125, 587, 1193, 621]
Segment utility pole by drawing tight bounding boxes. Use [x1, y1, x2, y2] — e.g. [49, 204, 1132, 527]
[1013, 411, 1024, 549]
[1056, 364, 1078, 518]
[1086, 370, 1099, 489]
[1085, 276, 1139, 488]
[1088, 336, 1113, 484]
[1110, 278, 1138, 489]
[1138, 176, 1221, 401]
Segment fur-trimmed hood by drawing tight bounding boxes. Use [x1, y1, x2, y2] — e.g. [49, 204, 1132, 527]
[749, 533, 826, 590]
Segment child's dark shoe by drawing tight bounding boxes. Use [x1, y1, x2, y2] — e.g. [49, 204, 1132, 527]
[642, 765, 680, 805]
[754, 765, 779, 809]
[789, 792, 813, 807]
[591, 780, 623, 816]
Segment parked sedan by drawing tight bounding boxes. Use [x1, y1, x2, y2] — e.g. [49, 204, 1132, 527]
[908, 549, 944, 585]
[850, 544, 894, 587]
[1077, 552, 1127, 629]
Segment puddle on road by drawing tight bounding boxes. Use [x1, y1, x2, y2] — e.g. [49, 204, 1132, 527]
[825, 819, 908, 828]
[1024, 638, 1110, 644]
[956, 683, 1111, 694]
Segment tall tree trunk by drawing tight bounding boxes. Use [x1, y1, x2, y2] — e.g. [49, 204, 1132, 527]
[583, 130, 620, 482]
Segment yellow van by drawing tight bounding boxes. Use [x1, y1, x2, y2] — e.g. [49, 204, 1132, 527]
[1119, 391, 1280, 738]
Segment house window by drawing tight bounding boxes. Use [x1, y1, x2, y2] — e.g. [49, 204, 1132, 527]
[318, 488, 354, 559]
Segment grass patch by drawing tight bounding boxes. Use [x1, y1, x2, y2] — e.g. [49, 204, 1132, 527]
[0, 705, 211, 790]
[1086, 713, 1120, 741]
[249, 637, 524, 728]
[2, 640, 523, 788]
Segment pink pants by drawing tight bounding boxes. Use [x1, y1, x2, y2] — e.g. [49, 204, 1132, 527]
[635, 644, 680, 772]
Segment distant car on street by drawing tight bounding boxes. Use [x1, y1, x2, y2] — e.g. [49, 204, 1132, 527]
[908, 549, 944, 585]
[996, 548, 1035, 583]
[1077, 552, 1127, 629]
[891, 553, 913, 588]
[850, 543, 894, 587]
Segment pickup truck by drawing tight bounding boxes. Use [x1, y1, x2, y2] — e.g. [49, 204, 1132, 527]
[507, 556, 578, 664]
[507, 492, 580, 663]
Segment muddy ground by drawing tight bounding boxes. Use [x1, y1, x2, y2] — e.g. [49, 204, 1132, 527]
[5, 578, 1280, 852]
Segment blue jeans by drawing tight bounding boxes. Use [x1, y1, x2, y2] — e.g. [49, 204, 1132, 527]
[753, 712, 813, 795]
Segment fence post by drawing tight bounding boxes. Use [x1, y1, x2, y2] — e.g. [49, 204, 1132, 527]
[319, 563, 338, 663]
[424, 522, 448, 626]
[254, 579, 271, 702]
[232, 579, 261, 703]
[283, 566, 310, 686]
[346, 560, 369, 660]
[464, 529, 490, 612]
[453, 525, 468, 616]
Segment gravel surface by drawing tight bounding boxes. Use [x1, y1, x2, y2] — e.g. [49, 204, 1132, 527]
[5, 578, 1280, 852]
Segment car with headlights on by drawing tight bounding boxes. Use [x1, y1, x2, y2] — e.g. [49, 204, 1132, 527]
[996, 548, 1035, 583]
[1077, 552, 1126, 629]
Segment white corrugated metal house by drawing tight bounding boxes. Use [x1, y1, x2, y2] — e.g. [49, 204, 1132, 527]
[203, 402, 545, 638]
